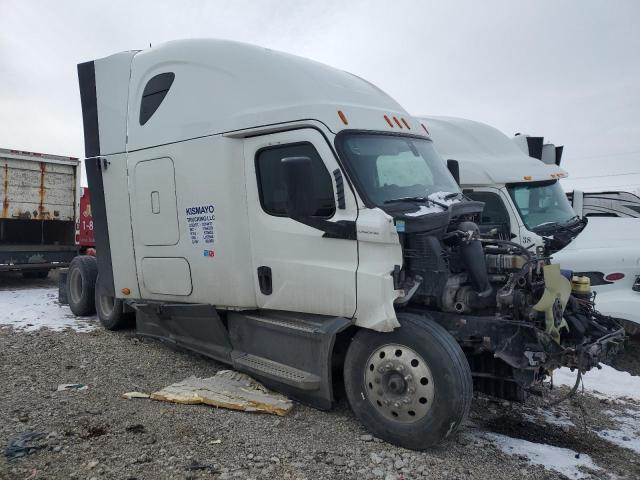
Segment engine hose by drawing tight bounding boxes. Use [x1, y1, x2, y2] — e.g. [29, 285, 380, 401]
[480, 238, 534, 259]
[547, 370, 582, 407]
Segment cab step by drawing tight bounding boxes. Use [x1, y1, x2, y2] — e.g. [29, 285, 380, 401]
[231, 352, 321, 390]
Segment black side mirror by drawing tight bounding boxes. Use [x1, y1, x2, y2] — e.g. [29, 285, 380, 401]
[447, 159, 460, 186]
[281, 156, 317, 218]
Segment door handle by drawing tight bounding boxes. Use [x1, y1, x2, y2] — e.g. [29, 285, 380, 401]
[257, 266, 272, 295]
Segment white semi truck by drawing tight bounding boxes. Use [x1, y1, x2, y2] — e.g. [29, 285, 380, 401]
[422, 116, 640, 334]
[69, 40, 623, 449]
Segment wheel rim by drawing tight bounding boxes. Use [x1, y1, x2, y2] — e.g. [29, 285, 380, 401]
[69, 268, 84, 304]
[364, 344, 435, 423]
[98, 293, 115, 317]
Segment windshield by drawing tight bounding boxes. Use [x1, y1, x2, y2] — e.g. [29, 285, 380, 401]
[507, 180, 576, 231]
[337, 133, 460, 206]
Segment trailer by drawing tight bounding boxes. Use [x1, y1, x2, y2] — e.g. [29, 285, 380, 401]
[567, 190, 640, 218]
[1, 148, 79, 277]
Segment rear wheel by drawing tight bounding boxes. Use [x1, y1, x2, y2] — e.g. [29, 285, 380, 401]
[67, 256, 98, 316]
[95, 273, 134, 330]
[344, 313, 472, 450]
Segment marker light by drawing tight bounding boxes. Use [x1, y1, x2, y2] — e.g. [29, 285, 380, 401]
[392, 116, 403, 128]
[523, 176, 533, 180]
[337, 110, 348, 125]
[401, 118, 411, 129]
[605, 273, 625, 281]
[121, 287, 131, 295]
[421, 123, 429, 134]
[384, 115, 394, 127]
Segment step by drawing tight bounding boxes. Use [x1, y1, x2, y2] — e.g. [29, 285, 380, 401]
[231, 351, 321, 390]
[241, 311, 325, 336]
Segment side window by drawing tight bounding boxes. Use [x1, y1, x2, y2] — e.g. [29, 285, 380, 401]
[255, 143, 336, 218]
[139, 72, 175, 125]
[466, 191, 511, 227]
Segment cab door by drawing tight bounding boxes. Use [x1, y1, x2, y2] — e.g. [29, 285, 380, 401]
[243, 128, 358, 318]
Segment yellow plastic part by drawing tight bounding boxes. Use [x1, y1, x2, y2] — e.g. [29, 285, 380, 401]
[571, 275, 592, 295]
[533, 264, 572, 344]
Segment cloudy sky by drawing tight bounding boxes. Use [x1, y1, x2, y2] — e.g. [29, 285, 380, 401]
[1, 0, 638, 190]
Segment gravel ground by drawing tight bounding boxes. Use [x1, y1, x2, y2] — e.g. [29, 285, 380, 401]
[1, 272, 639, 480]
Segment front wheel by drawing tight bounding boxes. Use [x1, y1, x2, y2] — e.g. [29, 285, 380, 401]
[344, 313, 472, 450]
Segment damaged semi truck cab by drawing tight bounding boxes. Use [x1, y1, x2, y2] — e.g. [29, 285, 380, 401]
[74, 40, 623, 450]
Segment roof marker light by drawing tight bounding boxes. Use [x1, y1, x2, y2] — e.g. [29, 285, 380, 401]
[401, 118, 411, 129]
[384, 115, 394, 127]
[392, 116, 403, 128]
[523, 175, 533, 181]
[421, 123, 429, 134]
[605, 272, 625, 281]
[337, 110, 348, 125]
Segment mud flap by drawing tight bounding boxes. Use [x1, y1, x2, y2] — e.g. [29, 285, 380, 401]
[135, 303, 232, 362]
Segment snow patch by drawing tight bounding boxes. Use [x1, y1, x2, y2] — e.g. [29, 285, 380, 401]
[597, 409, 640, 454]
[538, 408, 575, 428]
[552, 364, 640, 401]
[403, 191, 460, 217]
[0, 288, 97, 332]
[404, 204, 441, 217]
[483, 432, 599, 479]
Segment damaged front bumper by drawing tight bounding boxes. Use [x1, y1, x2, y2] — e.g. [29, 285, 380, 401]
[417, 309, 626, 400]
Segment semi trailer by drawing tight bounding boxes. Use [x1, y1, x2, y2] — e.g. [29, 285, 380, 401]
[422, 115, 640, 335]
[1, 148, 79, 276]
[68, 39, 624, 449]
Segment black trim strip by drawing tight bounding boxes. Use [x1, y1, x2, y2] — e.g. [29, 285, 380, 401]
[77, 61, 101, 158]
[85, 158, 116, 297]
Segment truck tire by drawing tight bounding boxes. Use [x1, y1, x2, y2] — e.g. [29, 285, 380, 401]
[343, 313, 472, 450]
[95, 273, 135, 330]
[66, 255, 98, 316]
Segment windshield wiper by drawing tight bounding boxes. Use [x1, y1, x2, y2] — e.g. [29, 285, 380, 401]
[384, 196, 429, 205]
[532, 221, 559, 232]
[533, 216, 585, 236]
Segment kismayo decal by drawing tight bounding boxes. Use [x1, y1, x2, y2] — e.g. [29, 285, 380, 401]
[185, 204, 216, 255]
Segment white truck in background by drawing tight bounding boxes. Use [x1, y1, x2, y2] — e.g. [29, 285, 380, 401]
[422, 116, 640, 334]
[0, 148, 80, 277]
[511, 134, 640, 219]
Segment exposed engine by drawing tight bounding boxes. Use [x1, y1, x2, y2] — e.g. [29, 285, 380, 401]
[392, 201, 625, 401]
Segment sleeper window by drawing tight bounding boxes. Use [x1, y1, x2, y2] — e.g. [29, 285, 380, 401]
[255, 143, 336, 217]
[139, 72, 175, 125]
